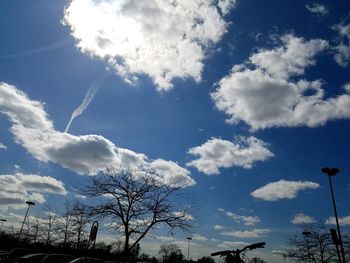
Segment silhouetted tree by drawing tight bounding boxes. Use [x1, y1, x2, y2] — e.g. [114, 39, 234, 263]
[57, 200, 75, 246]
[342, 233, 350, 262]
[139, 253, 159, 263]
[79, 168, 193, 261]
[287, 224, 337, 263]
[139, 253, 152, 261]
[197, 256, 215, 263]
[158, 243, 184, 263]
[109, 240, 124, 254]
[37, 207, 58, 246]
[248, 257, 266, 263]
[30, 217, 40, 243]
[71, 200, 89, 249]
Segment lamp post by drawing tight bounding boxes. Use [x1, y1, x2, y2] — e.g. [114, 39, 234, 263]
[321, 167, 345, 263]
[0, 219, 6, 232]
[17, 201, 35, 240]
[187, 237, 192, 261]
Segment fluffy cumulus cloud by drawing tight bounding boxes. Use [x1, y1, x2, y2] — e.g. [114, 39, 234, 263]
[0, 142, 6, 150]
[149, 159, 192, 186]
[333, 22, 350, 67]
[218, 208, 260, 226]
[221, 228, 270, 238]
[218, 0, 236, 15]
[0, 82, 195, 187]
[325, 215, 350, 226]
[0, 173, 67, 209]
[187, 136, 273, 175]
[251, 180, 320, 201]
[292, 213, 316, 224]
[305, 3, 328, 15]
[214, 224, 224, 230]
[225, 211, 260, 226]
[63, 0, 234, 91]
[212, 34, 350, 130]
[249, 35, 328, 79]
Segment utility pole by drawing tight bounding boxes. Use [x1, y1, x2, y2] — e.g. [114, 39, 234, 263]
[321, 167, 346, 263]
[187, 237, 192, 261]
[17, 201, 35, 240]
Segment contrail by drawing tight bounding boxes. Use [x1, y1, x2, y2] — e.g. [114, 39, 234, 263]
[0, 39, 69, 59]
[65, 74, 106, 133]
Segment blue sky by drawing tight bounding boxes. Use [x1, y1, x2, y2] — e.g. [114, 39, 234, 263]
[1, 0, 350, 261]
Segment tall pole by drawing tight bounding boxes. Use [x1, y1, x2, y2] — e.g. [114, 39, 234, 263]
[17, 201, 35, 240]
[187, 237, 192, 261]
[0, 219, 6, 232]
[322, 168, 346, 263]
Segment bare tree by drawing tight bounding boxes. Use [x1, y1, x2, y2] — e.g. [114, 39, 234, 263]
[342, 233, 350, 262]
[287, 224, 337, 263]
[56, 200, 75, 246]
[249, 257, 266, 263]
[42, 208, 57, 246]
[27, 216, 40, 243]
[197, 257, 215, 263]
[79, 168, 193, 260]
[71, 200, 89, 249]
[109, 240, 124, 254]
[158, 243, 184, 263]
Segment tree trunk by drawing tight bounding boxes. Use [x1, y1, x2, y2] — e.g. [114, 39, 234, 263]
[124, 228, 130, 262]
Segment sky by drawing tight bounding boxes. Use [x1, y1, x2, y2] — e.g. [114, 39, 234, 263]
[1, 0, 350, 261]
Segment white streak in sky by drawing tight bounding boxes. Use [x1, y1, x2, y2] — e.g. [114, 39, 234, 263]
[65, 74, 105, 133]
[0, 39, 69, 59]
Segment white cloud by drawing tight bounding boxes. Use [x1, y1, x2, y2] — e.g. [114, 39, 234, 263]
[217, 241, 249, 249]
[152, 235, 175, 242]
[173, 211, 194, 221]
[218, 0, 236, 15]
[325, 215, 350, 226]
[75, 194, 87, 200]
[212, 34, 350, 130]
[187, 136, 273, 175]
[150, 159, 193, 187]
[0, 82, 195, 187]
[251, 180, 320, 201]
[0, 212, 49, 231]
[192, 234, 208, 241]
[333, 23, 350, 67]
[250, 34, 328, 79]
[214, 225, 224, 230]
[221, 228, 270, 238]
[292, 213, 316, 224]
[0, 83, 53, 130]
[224, 211, 261, 226]
[0, 142, 6, 150]
[97, 234, 120, 244]
[344, 83, 350, 92]
[305, 4, 328, 15]
[0, 173, 67, 209]
[63, 0, 234, 91]
[218, 208, 260, 226]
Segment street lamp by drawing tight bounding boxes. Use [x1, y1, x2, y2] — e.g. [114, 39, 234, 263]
[0, 219, 6, 232]
[187, 237, 192, 261]
[321, 167, 346, 263]
[17, 201, 35, 240]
